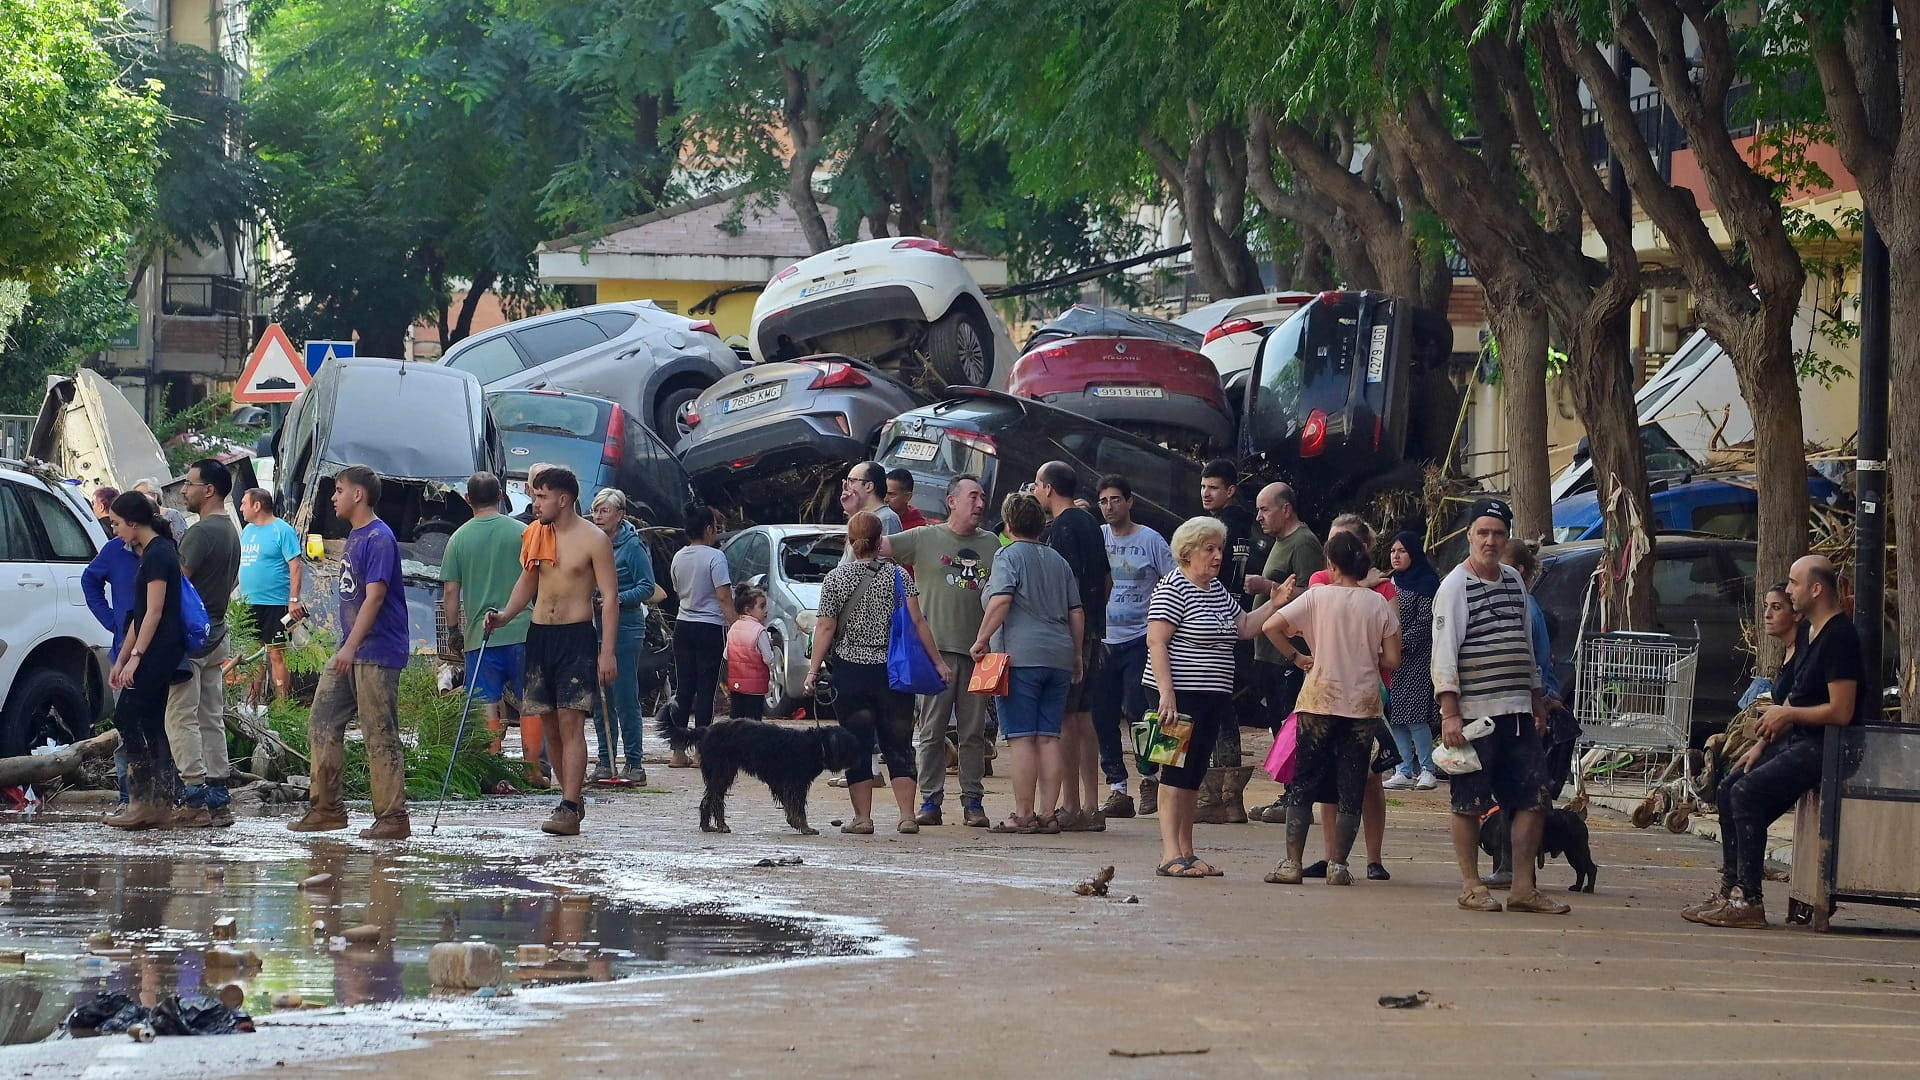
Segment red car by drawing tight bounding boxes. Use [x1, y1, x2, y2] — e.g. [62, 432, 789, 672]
[1007, 306, 1233, 455]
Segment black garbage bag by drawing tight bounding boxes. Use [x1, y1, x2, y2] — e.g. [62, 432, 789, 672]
[63, 991, 250, 1038]
[63, 991, 145, 1036]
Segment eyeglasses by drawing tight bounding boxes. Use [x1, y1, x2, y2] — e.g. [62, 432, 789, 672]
[842, 476, 870, 487]
[1018, 482, 1036, 494]
[1096, 495, 1127, 506]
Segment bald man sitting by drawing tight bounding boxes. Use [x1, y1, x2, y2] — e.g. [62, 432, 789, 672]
[1684, 555, 1861, 930]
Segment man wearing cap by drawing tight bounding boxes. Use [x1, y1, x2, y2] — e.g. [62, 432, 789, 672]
[1431, 497, 1569, 915]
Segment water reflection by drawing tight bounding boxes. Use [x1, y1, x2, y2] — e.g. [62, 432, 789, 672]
[0, 848, 859, 1044]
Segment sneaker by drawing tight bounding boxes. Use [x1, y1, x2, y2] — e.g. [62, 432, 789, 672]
[1414, 771, 1438, 790]
[1055, 808, 1088, 831]
[171, 805, 214, 829]
[208, 805, 235, 828]
[1326, 863, 1354, 886]
[358, 818, 412, 841]
[1458, 886, 1503, 912]
[1263, 860, 1304, 885]
[1696, 899, 1768, 929]
[1505, 890, 1572, 915]
[1085, 809, 1107, 832]
[588, 763, 612, 782]
[1480, 870, 1514, 890]
[287, 810, 349, 833]
[1101, 790, 1136, 818]
[540, 804, 583, 836]
[1367, 862, 1391, 881]
[915, 801, 943, 827]
[1301, 860, 1328, 879]
[828, 777, 850, 788]
[623, 765, 648, 785]
[962, 800, 989, 828]
[1682, 890, 1733, 923]
[1381, 772, 1417, 790]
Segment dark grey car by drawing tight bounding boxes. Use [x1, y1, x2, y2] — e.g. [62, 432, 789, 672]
[676, 355, 931, 515]
[440, 301, 740, 449]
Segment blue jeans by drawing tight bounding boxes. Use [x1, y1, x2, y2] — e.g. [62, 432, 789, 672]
[1091, 636, 1149, 785]
[999, 666, 1070, 738]
[1387, 721, 1436, 777]
[597, 631, 645, 769]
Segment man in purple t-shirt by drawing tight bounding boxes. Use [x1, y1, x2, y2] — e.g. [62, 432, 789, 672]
[289, 464, 413, 840]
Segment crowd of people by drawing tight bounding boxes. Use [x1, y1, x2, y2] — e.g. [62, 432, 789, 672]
[75, 452, 1861, 929]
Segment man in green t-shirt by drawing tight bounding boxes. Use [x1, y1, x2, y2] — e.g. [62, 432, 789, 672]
[883, 474, 999, 828]
[440, 472, 537, 777]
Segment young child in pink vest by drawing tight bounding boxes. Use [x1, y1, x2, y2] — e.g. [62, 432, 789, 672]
[726, 588, 774, 720]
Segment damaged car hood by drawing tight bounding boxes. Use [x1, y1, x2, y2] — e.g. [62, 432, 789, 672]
[29, 369, 171, 491]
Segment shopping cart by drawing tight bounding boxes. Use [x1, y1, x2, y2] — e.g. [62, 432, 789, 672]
[1573, 630, 1700, 831]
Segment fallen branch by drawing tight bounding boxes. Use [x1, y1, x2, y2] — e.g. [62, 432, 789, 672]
[1109, 1047, 1210, 1058]
[0, 729, 121, 788]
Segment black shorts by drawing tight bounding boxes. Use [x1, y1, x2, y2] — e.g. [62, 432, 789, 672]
[250, 604, 290, 646]
[522, 621, 599, 715]
[1449, 713, 1555, 817]
[1157, 690, 1230, 791]
[1063, 634, 1103, 714]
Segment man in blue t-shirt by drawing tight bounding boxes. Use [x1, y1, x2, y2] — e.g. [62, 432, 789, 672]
[1092, 474, 1175, 817]
[238, 487, 305, 700]
[290, 464, 412, 840]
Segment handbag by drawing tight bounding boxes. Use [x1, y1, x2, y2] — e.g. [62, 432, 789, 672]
[968, 652, 1011, 695]
[1262, 712, 1299, 783]
[1133, 710, 1195, 769]
[887, 569, 946, 694]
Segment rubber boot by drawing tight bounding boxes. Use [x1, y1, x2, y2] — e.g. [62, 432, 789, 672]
[104, 758, 173, 830]
[1138, 775, 1159, 816]
[1219, 765, 1253, 824]
[1193, 768, 1230, 824]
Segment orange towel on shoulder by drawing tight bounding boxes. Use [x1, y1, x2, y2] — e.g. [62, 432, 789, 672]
[520, 521, 557, 570]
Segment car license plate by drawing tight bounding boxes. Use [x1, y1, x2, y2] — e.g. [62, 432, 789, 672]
[1091, 386, 1164, 398]
[723, 384, 784, 413]
[799, 275, 858, 298]
[1366, 325, 1388, 383]
[894, 440, 939, 461]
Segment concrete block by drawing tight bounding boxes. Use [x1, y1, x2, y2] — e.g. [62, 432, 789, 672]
[428, 941, 501, 989]
[212, 917, 237, 940]
[342, 924, 384, 945]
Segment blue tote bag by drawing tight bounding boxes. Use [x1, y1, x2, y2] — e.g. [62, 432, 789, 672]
[887, 569, 946, 694]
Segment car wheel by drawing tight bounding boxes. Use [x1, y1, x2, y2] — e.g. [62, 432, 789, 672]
[927, 308, 992, 387]
[655, 384, 707, 449]
[0, 667, 93, 758]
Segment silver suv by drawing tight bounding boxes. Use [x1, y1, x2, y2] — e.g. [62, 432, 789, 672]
[439, 301, 742, 449]
[0, 459, 112, 755]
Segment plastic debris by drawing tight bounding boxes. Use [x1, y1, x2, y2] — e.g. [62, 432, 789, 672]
[1377, 991, 1432, 1009]
[754, 856, 804, 867]
[63, 992, 251, 1037]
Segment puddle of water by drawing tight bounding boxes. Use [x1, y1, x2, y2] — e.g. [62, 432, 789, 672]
[0, 846, 865, 1045]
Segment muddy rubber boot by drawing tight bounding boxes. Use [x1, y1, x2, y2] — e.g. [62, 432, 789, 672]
[1137, 776, 1159, 816]
[105, 760, 173, 831]
[1220, 765, 1253, 824]
[1193, 768, 1230, 825]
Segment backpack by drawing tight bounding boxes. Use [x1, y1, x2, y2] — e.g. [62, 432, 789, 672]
[179, 575, 211, 653]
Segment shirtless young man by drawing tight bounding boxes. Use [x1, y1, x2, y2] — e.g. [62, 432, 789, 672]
[486, 466, 618, 836]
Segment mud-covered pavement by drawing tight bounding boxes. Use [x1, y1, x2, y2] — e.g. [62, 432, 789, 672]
[6, 748, 1920, 1079]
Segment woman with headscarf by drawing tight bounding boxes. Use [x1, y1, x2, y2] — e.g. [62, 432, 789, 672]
[1382, 531, 1440, 790]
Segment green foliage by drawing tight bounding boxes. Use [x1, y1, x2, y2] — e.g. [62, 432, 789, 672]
[152, 393, 259, 472]
[0, 249, 138, 414]
[0, 0, 163, 288]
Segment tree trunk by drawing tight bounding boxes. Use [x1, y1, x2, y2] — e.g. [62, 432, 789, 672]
[1721, 317, 1807, 671]
[0, 729, 120, 787]
[927, 152, 955, 246]
[1564, 310, 1655, 630]
[449, 267, 496, 346]
[781, 64, 833, 253]
[1891, 251, 1920, 702]
[1484, 277, 1551, 543]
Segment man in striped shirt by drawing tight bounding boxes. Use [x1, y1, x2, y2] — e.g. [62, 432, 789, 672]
[1432, 497, 1569, 915]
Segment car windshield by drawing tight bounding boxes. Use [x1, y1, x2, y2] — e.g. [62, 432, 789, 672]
[1248, 312, 1307, 446]
[1552, 525, 1590, 544]
[780, 534, 846, 583]
[490, 394, 608, 437]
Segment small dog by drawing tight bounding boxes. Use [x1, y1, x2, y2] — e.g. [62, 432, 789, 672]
[1480, 806, 1598, 893]
[656, 707, 864, 835]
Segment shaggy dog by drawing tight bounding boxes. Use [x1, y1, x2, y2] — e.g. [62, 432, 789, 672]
[656, 707, 865, 835]
[1480, 806, 1598, 893]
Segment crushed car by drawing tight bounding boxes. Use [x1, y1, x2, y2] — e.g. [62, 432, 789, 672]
[1009, 304, 1232, 456]
[272, 357, 504, 657]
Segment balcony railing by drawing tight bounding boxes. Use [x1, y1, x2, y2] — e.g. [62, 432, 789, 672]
[162, 274, 252, 318]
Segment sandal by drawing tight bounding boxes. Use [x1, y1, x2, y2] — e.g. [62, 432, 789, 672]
[1156, 857, 1207, 878]
[989, 814, 1036, 833]
[897, 818, 920, 834]
[1458, 885, 1503, 912]
[1505, 890, 1572, 915]
[839, 818, 874, 835]
[1189, 858, 1225, 877]
[1034, 813, 1062, 835]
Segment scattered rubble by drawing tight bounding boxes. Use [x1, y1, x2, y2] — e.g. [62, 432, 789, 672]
[63, 991, 252, 1038]
[1072, 866, 1115, 897]
[755, 856, 805, 867]
[1377, 991, 1432, 1009]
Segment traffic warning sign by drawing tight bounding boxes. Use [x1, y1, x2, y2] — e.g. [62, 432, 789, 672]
[234, 324, 311, 403]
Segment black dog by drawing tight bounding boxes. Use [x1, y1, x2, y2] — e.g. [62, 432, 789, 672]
[1480, 806, 1598, 893]
[656, 707, 864, 835]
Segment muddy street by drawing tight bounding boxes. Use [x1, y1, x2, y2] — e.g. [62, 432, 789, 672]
[6, 750, 1920, 1080]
